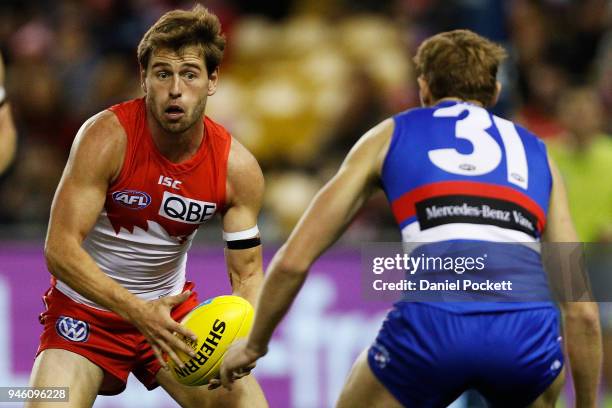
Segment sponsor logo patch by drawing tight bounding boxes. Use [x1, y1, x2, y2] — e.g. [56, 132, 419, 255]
[112, 190, 151, 210]
[56, 316, 89, 342]
[159, 191, 216, 224]
[415, 195, 539, 237]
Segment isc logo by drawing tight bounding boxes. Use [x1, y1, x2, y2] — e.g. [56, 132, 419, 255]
[158, 175, 182, 190]
[159, 191, 216, 224]
[112, 190, 151, 210]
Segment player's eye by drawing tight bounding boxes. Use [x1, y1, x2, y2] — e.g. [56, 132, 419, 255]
[157, 71, 169, 80]
[184, 72, 197, 80]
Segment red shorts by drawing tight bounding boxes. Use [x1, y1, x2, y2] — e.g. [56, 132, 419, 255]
[37, 282, 199, 395]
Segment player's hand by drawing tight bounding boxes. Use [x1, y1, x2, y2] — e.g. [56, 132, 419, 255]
[210, 339, 263, 390]
[128, 291, 198, 370]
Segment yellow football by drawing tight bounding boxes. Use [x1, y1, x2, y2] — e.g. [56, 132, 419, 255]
[169, 295, 254, 386]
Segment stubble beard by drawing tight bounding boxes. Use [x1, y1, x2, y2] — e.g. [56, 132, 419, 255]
[149, 95, 208, 135]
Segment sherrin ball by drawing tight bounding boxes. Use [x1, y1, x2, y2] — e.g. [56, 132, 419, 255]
[168, 295, 254, 386]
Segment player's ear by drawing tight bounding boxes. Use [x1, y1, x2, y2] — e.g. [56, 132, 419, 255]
[490, 81, 502, 106]
[207, 68, 219, 96]
[417, 76, 432, 107]
[140, 68, 147, 95]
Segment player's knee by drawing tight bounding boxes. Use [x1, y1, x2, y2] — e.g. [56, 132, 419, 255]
[178, 379, 259, 408]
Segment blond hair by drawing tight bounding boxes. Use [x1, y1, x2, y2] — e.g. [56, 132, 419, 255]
[414, 29, 507, 106]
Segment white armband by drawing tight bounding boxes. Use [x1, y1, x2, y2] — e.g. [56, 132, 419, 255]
[223, 225, 261, 249]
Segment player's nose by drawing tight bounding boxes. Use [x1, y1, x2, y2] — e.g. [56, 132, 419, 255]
[169, 75, 182, 98]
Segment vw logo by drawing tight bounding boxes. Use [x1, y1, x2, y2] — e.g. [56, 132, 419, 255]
[55, 316, 89, 342]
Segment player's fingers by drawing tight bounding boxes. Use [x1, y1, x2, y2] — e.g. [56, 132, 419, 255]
[166, 328, 197, 357]
[166, 291, 191, 307]
[233, 369, 251, 379]
[219, 364, 234, 390]
[151, 344, 168, 370]
[171, 321, 198, 343]
[234, 362, 255, 378]
[207, 378, 221, 390]
[159, 339, 186, 368]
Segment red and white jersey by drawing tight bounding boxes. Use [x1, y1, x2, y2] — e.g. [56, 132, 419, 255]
[56, 98, 231, 309]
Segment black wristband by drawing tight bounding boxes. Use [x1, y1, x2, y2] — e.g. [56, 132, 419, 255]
[226, 237, 261, 250]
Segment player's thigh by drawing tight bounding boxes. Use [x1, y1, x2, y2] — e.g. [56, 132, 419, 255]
[156, 368, 268, 408]
[26, 348, 103, 408]
[336, 350, 403, 408]
[528, 367, 565, 408]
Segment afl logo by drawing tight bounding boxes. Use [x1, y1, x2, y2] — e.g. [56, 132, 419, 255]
[56, 316, 89, 342]
[112, 190, 151, 210]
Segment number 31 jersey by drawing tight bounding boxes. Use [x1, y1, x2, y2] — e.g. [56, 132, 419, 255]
[381, 101, 553, 310]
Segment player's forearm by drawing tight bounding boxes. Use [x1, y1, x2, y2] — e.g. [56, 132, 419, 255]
[246, 246, 308, 356]
[230, 269, 263, 308]
[564, 302, 602, 407]
[225, 246, 264, 307]
[44, 236, 147, 321]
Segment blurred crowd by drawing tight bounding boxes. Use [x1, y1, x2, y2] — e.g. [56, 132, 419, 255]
[0, 0, 610, 244]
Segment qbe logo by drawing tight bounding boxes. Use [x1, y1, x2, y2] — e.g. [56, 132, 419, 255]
[159, 191, 216, 224]
[56, 316, 89, 342]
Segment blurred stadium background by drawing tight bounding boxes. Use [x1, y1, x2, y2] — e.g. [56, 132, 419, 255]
[0, 0, 610, 407]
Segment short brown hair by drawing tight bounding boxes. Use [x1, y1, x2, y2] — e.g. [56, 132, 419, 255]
[414, 29, 507, 106]
[137, 5, 226, 76]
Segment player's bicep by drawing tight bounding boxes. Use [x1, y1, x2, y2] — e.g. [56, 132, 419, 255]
[282, 119, 394, 268]
[222, 139, 264, 235]
[47, 112, 124, 244]
[221, 140, 265, 302]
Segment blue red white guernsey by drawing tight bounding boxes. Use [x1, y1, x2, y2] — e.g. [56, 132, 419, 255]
[381, 100, 554, 312]
[55, 98, 232, 309]
[368, 101, 563, 407]
[384, 100, 551, 241]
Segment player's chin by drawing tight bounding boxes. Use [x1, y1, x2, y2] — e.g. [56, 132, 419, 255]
[162, 120, 190, 134]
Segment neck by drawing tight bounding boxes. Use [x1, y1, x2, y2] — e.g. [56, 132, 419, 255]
[146, 109, 205, 163]
[429, 97, 485, 107]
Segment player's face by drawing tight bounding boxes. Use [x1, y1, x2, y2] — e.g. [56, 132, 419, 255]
[143, 46, 218, 134]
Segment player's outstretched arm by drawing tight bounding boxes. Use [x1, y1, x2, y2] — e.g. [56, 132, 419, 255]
[217, 119, 394, 389]
[44, 111, 197, 369]
[0, 53, 17, 175]
[222, 139, 265, 307]
[544, 156, 602, 408]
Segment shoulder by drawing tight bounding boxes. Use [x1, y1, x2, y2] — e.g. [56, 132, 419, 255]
[345, 118, 395, 177]
[225, 137, 264, 208]
[204, 115, 232, 140]
[69, 109, 127, 182]
[73, 110, 126, 154]
[394, 105, 431, 119]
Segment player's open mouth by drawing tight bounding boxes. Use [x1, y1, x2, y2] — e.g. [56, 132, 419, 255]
[164, 105, 185, 120]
